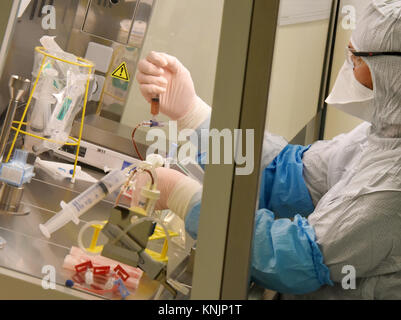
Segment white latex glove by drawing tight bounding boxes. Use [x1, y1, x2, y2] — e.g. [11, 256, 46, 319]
[136, 52, 211, 129]
[131, 167, 201, 220]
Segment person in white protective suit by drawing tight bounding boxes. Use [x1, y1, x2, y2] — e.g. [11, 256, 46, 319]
[134, 0, 401, 299]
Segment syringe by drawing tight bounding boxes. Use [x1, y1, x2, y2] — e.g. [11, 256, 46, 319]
[39, 167, 133, 238]
[30, 68, 58, 133]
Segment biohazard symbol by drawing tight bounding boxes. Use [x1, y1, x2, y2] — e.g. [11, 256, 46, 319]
[111, 62, 130, 82]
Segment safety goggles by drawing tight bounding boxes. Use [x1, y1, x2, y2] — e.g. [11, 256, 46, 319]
[346, 46, 401, 66]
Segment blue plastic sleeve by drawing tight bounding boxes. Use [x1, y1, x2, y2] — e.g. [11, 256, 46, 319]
[251, 209, 333, 294]
[184, 203, 332, 294]
[258, 144, 315, 218]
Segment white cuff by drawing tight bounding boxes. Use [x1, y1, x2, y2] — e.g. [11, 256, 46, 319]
[177, 96, 211, 131]
[167, 176, 202, 220]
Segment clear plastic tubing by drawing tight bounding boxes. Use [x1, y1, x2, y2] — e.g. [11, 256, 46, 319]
[39, 169, 128, 239]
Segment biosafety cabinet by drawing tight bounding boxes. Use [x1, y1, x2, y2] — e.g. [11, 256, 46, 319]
[0, 0, 342, 299]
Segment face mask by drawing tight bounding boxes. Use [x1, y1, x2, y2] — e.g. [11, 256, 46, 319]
[325, 60, 375, 122]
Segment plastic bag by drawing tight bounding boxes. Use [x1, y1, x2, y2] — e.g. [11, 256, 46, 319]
[26, 36, 93, 154]
[42, 70, 87, 151]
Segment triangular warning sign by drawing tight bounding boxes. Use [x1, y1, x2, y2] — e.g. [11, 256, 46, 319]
[111, 62, 130, 82]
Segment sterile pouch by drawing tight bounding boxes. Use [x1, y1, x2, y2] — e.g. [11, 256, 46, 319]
[42, 71, 88, 152]
[36, 36, 81, 79]
[26, 36, 94, 154]
[28, 66, 59, 135]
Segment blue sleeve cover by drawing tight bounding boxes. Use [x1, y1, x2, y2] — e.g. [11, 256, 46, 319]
[184, 203, 333, 294]
[251, 209, 333, 294]
[258, 144, 315, 219]
[185, 201, 202, 240]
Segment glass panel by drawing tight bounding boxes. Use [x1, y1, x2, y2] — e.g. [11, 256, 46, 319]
[266, 0, 333, 142]
[0, 0, 225, 300]
[119, 0, 224, 127]
[250, 0, 334, 299]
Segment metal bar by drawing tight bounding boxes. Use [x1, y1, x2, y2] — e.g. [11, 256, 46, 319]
[0, 266, 102, 299]
[319, 0, 341, 140]
[5, 62, 45, 163]
[0, 100, 19, 161]
[0, 0, 20, 90]
[127, 0, 142, 45]
[0, 76, 31, 162]
[72, 66, 93, 179]
[190, 0, 255, 300]
[220, 0, 280, 299]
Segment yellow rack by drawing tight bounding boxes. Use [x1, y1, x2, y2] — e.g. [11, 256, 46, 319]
[7, 46, 94, 179]
[86, 223, 179, 262]
[145, 225, 179, 263]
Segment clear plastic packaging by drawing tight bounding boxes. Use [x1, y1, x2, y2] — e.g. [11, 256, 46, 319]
[26, 36, 94, 154]
[38, 36, 80, 78]
[29, 67, 58, 134]
[42, 71, 88, 151]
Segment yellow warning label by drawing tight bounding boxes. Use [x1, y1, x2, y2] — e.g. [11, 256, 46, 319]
[111, 62, 130, 82]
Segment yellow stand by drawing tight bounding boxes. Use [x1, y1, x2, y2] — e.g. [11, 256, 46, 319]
[86, 221, 179, 262]
[86, 221, 108, 254]
[145, 226, 179, 263]
[8, 46, 94, 179]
